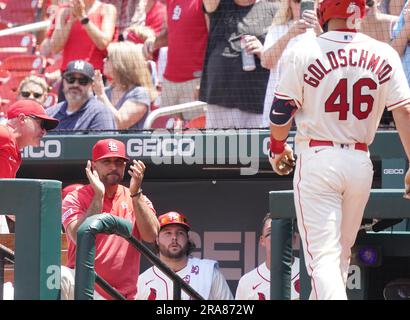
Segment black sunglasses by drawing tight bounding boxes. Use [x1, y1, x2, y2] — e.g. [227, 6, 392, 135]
[28, 115, 47, 130]
[63, 75, 92, 86]
[21, 91, 44, 99]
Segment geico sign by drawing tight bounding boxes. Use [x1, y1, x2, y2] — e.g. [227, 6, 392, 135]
[127, 138, 195, 157]
[22, 140, 61, 158]
[383, 169, 404, 175]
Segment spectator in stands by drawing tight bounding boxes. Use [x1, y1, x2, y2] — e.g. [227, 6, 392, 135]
[200, 0, 278, 129]
[122, 0, 166, 41]
[47, 0, 117, 73]
[0, 99, 59, 178]
[136, 211, 233, 300]
[94, 42, 157, 130]
[46, 60, 116, 131]
[123, 24, 156, 46]
[61, 138, 159, 299]
[17, 75, 49, 106]
[235, 213, 300, 300]
[361, 0, 398, 43]
[387, 0, 406, 15]
[143, 0, 208, 121]
[101, 0, 145, 34]
[391, 0, 410, 85]
[261, 0, 319, 128]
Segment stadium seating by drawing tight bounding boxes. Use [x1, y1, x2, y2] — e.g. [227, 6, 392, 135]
[1, 54, 46, 73]
[0, 33, 36, 60]
[0, 0, 40, 26]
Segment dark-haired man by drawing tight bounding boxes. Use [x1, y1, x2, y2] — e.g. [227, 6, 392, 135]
[136, 211, 233, 300]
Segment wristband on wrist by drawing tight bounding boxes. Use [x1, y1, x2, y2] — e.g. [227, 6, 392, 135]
[130, 188, 143, 198]
[269, 135, 287, 154]
[81, 16, 90, 25]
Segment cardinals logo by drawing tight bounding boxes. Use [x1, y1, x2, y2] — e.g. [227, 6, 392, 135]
[147, 288, 157, 300]
[257, 292, 266, 300]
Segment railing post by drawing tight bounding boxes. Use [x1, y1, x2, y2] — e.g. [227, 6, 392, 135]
[270, 219, 292, 300]
[0, 179, 61, 299]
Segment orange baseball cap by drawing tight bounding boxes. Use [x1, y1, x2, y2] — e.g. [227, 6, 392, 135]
[7, 99, 59, 131]
[158, 212, 191, 231]
[92, 138, 129, 162]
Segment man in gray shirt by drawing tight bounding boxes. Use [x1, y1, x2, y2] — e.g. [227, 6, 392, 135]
[47, 60, 116, 132]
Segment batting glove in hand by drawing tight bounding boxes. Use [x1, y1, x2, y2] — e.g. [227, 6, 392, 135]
[404, 167, 410, 199]
[269, 143, 296, 176]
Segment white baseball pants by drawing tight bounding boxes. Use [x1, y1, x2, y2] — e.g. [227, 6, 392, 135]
[293, 144, 373, 300]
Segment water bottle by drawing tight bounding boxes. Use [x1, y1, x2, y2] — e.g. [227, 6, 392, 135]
[241, 36, 256, 72]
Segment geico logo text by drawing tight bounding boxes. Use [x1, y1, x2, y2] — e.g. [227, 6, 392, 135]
[22, 140, 61, 158]
[383, 169, 404, 175]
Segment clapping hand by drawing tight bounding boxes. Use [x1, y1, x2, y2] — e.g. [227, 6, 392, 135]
[85, 160, 105, 197]
[404, 167, 410, 200]
[129, 160, 145, 195]
[93, 70, 105, 97]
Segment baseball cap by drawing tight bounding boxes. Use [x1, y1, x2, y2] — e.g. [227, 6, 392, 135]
[158, 212, 191, 231]
[92, 139, 129, 162]
[6, 99, 59, 131]
[63, 59, 95, 80]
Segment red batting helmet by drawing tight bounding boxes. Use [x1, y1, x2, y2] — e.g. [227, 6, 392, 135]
[158, 212, 191, 231]
[317, 0, 366, 28]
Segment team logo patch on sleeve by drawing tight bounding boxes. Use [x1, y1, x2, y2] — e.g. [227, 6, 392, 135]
[62, 208, 74, 222]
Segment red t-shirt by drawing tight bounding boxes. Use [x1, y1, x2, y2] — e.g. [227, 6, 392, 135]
[163, 0, 208, 82]
[146, 0, 166, 35]
[0, 124, 22, 178]
[62, 184, 156, 300]
[47, 2, 114, 71]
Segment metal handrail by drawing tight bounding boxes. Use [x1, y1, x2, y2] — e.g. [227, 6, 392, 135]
[74, 213, 204, 300]
[0, 20, 51, 37]
[143, 101, 207, 129]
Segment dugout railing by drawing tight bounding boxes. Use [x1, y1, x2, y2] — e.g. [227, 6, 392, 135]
[269, 189, 410, 300]
[74, 213, 204, 300]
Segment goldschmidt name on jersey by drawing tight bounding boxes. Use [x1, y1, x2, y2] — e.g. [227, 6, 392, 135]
[304, 49, 392, 88]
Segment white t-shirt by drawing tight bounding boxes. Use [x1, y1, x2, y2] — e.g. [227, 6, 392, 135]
[136, 256, 233, 300]
[235, 258, 300, 300]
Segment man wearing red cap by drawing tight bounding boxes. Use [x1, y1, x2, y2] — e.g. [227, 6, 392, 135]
[136, 211, 233, 300]
[0, 99, 59, 178]
[61, 138, 159, 300]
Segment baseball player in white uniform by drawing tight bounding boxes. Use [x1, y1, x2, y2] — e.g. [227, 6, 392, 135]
[268, 0, 410, 299]
[136, 212, 233, 300]
[235, 213, 300, 300]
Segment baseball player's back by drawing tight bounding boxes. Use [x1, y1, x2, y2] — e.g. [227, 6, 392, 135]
[276, 31, 410, 147]
[268, 0, 410, 301]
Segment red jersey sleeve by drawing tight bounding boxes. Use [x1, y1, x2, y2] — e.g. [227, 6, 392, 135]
[62, 190, 87, 238]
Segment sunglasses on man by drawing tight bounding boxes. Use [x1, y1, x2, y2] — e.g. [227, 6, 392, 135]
[27, 115, 47, 130]
[20, 91, 44, 99]
[63, 75, 92, 86]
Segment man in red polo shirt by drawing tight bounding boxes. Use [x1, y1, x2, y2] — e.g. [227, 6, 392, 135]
[0, 99, 59, 178]
[61, 138, 160, 300]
